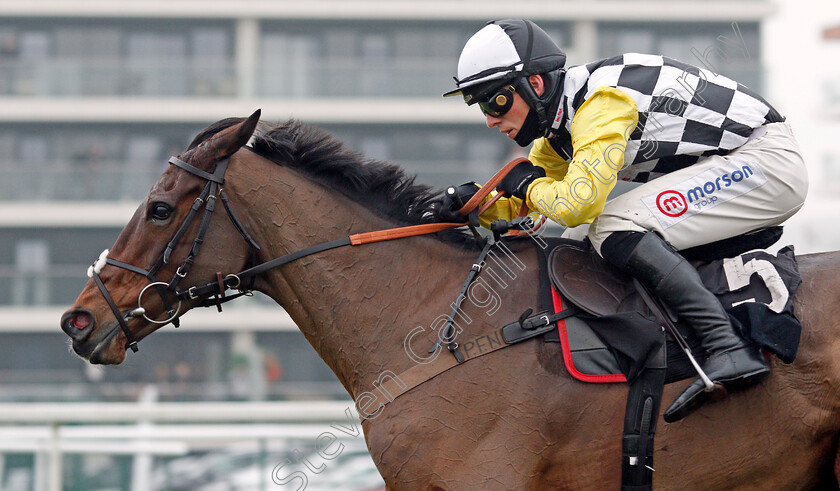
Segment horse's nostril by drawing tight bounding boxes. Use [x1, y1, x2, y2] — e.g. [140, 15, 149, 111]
[71, 312, 91, 329]
[61, 309, 95, 338]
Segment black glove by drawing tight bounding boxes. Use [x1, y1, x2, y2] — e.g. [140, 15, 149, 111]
[435, 182, 480, 222]
[496, 161, 546, 200]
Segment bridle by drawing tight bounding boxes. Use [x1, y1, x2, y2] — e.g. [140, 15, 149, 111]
[86, 150, 537, 353]
[86, 155, 260, 352]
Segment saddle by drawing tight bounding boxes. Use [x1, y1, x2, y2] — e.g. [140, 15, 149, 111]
[533, 228, 803, 490]
[539, 226, 803, 385]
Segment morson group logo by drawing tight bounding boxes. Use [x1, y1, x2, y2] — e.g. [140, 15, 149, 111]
[642, 160, 767, 230]
[656, 190, 687, 217]
[685, 165, 755, 204]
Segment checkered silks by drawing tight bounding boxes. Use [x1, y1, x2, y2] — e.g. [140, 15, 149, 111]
[552, 54, 783, 183]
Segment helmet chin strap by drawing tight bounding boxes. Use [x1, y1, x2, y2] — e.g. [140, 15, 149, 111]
[516, 79, 551, 138]
[513, 108, 542, 147]
[514, 68, 566, 142]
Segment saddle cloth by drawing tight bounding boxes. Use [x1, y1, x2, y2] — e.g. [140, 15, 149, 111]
[539, 236, 802, 384]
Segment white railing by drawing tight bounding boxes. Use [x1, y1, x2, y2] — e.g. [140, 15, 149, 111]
[0, 395, 368, 491]
[0, 400, 355, 424]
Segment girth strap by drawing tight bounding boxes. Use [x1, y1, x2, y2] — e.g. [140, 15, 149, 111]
[621, 341, 666, 491]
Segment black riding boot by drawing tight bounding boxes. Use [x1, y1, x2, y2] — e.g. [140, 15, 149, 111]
[602, 231, 770, 423]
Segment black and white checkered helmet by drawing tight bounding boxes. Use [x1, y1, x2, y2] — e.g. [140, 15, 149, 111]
[443, 19, 566, 104]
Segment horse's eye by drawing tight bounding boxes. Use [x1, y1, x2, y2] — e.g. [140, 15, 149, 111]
[149, 202, 172, 221]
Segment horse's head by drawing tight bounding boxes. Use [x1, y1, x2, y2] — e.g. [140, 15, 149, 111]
[60, 110, 261, 364]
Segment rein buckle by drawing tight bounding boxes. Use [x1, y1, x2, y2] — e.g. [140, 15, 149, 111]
[187, 286, 200, 300]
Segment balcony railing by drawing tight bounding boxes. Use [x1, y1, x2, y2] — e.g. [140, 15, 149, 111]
[0, 162, 160, 201]
[0, 55, 765, 100]
[0, 58, 235, 97]
[0, 57, 457, 98]
[258, 59, 455, 98]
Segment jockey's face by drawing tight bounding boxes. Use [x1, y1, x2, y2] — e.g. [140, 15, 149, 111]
[483, 75, 545, 141]
[484, 91, 532, 141]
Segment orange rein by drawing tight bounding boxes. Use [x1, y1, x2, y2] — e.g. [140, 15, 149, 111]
[349, 158, 532, 246]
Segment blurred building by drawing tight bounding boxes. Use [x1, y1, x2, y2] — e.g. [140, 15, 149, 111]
[0, 1, 775, 403]
[821, 25, 840, 185]
[759, 6, 840, 253]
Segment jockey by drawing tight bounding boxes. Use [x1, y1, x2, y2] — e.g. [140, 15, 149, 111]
[440, 19, 808, 422]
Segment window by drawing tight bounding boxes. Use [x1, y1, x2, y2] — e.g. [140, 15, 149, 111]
[12, 239, 50, 305]
[191, 28, 232, 95]
[359, 137, 390, 161]
[598, 22, 761, 90]
[0, 21, 233, 96]
[18, 134, 49, 164]
[126, 32, 187, 96]
[0, 131, 14, 163]
[0, 123, 199, 201]
[260, 33, 319, 97]
[360, 34, 389, 95]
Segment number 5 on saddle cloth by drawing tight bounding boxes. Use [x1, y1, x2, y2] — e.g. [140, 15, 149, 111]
[536, 230, 802, 490]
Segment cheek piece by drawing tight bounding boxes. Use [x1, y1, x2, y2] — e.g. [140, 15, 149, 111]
[514, 108, 541, 147]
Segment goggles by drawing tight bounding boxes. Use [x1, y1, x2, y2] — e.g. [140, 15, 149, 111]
[478, 85, 516, 117]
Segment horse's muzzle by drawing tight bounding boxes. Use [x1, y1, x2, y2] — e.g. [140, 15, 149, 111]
[60, 308, 96, 341]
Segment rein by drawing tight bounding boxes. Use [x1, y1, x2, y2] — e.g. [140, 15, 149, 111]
[87, 150, 534, 352]
[180, 157, 535, 303]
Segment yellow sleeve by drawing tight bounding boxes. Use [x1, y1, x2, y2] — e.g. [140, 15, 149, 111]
[530, 137, 571, 180]
[525, 86, 638, 228]
[475, 191, 523, 229]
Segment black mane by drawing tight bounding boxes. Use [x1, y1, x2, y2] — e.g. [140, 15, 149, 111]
[193, 118, 481, 249]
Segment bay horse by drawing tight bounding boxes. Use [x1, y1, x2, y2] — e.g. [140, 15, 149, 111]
[61, 111, 840, 490]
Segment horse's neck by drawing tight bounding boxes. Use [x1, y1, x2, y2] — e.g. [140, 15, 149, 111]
[229, 158, 482, 399]
[276, 237, 477, 398]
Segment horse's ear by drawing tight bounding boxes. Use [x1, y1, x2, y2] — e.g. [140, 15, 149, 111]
[188, 109, 262, 166]
[233, 109, 261, 150]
